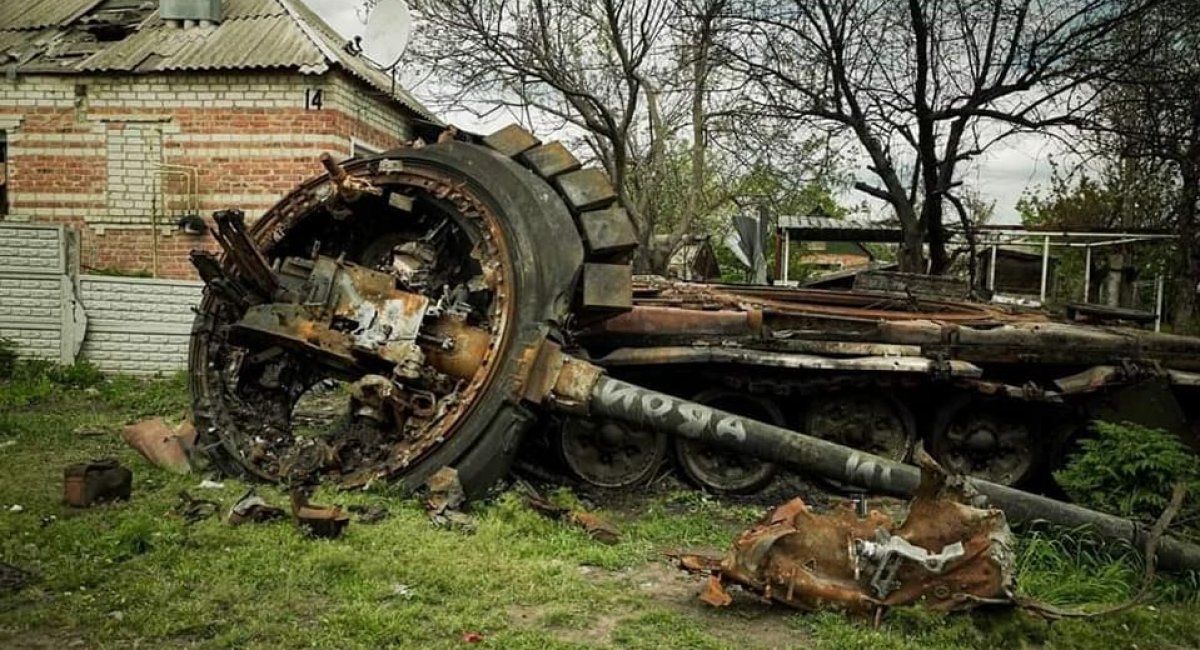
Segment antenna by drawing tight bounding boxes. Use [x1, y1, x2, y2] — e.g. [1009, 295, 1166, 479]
[356, 0, 412, 70]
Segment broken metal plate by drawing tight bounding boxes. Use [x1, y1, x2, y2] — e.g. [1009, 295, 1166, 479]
[679, 454, 1014, 614]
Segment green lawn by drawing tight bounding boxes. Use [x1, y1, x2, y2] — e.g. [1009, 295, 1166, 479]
[1, 368, 1199, 649]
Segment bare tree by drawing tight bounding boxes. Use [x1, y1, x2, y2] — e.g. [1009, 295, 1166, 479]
[724, 0, 1167, 273]
[408, 0, 751, 272]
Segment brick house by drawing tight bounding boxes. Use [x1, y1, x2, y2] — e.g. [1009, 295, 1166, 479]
[0, 0, 437, 278]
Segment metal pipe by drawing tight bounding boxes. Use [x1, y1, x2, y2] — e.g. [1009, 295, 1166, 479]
[1039, 235, 1050, 302]
[782, 235, 790, 285]
[1155, 273, 1165, 332]
[582, 375, 1200, 572]
[988, 244, 997, 291]
[1084, 245, 1092, 303]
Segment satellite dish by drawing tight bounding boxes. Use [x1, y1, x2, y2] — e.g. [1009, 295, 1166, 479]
[359, 0, 412, 70]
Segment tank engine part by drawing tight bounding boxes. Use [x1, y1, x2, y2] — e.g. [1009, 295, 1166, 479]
[673, 389, 783, 494]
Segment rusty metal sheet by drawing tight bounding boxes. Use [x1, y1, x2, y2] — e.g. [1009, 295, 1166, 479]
[579, 207, 639, 256]
[591, 306, 762, 337]
[520, 142, 582, 177]
[680, 454, 1014, 614]
[582, 263, 633, 311]
[556, 169, 618, 212]
[482, 124, 540, 157]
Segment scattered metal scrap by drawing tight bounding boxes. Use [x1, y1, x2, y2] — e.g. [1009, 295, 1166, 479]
[173, 491, 219, 524]
[63, 459, 131, 507]
[289, 489, 350, 539]
[227, 489, 286, 526]
[678, 453, 1012, 614]
[122, 418, 197, 474]
[423, 467, 475, 533]
[522, 485, 621, 545]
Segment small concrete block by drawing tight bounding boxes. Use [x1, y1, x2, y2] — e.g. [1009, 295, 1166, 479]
[482, 124, 540, 157]
[556, 169, 617, 212]
[520, 142, 581, 178]
[581, 263, 632, 311]
[579, 207, 638, 256]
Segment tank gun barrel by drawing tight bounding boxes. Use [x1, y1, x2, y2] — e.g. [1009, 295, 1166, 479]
[541, 351, 1200, 572]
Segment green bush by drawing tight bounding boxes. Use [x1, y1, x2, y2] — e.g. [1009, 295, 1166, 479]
[0, 337, 16, 380]
[1054, 421, 1200, 524]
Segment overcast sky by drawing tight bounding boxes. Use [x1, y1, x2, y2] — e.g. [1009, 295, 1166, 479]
[299, 0, 1054, 224]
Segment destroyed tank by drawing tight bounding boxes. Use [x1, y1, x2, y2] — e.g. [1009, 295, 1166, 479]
[187, 124, 1200, 501]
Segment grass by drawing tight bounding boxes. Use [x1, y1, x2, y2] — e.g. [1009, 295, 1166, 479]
[2, 365, 1200, 649]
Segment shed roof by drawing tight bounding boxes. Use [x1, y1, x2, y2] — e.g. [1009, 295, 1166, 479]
[0, 0, 437, 122]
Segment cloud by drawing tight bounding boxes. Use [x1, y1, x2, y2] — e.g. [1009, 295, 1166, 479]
[299, 0, 362, 39]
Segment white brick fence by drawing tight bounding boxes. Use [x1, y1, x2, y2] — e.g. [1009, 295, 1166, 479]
[1, 224, 202, 375]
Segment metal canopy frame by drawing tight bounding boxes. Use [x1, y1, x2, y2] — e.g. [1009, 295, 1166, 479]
[776, 221, 1178, 331]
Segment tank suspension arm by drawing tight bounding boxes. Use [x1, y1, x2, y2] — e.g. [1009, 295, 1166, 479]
[541, 352, 1200, 572]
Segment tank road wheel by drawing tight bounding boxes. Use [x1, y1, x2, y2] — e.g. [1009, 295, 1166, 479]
[558, 417, 668, 489]
[804, 391, 916, 490]
[674, 390, 783, 494]
[189, 127, 635, 497]
[929, 396, 1039, 487]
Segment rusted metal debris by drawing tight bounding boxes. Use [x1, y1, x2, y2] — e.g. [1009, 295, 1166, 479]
[522, 486, 621, 544]
[122, 418, 197, 474]
[424, 467, 475, 533]
[227, 489, 286, 526]
[172, 491, 219, 524]
[63, 460, 131, 507]
[289, 489, 350, 539]
[678, 453, 1012, 613]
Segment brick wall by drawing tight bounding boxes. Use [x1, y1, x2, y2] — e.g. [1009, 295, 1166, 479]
[77, 275, 202, 375]
[0, 70, 416, 279]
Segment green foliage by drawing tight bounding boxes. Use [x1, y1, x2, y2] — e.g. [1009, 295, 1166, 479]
[0, 337, 16, 380]
[1054, 421, 1200, 523]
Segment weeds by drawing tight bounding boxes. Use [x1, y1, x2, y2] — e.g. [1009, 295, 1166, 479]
[1055, 421, 1200, 527]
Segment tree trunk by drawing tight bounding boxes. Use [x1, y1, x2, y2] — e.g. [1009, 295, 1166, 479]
[1171, 165, 1198, 331]
[899, 221, 926, 272]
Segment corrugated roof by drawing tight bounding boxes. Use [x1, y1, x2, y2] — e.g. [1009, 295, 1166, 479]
[0, 0, 102, 31]
[0, 0, 437, 122]
[778, 216, 896, 232]
[80, 14, 326, 72]
[222, 0, 286, 19]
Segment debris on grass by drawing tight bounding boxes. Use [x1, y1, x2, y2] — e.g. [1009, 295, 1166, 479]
[424, 467, 475, 533]
[523, 488, 621, 545]
[63, 459, 132, 507]
[121, 418, 197, 474]
[227, 489, 286, 526]
[289, 489, 350, 539]
[196, 479, 225, 490]
[677, 452, 1014, 615]
[172, 491, 219, 524]
[7, 504, 22, 513]
[348, 504, 390, 524]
